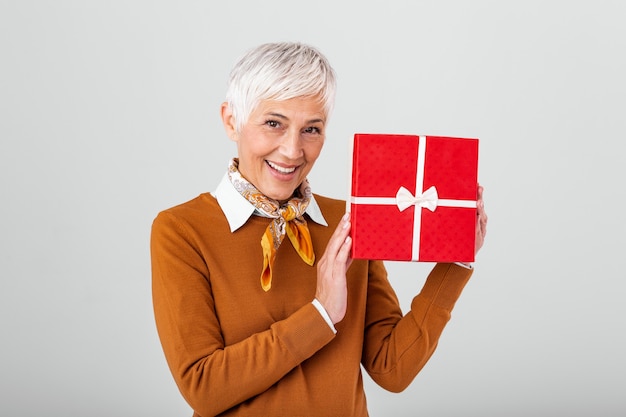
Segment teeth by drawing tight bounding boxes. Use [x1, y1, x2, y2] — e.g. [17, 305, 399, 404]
[267, 161, 296, 174]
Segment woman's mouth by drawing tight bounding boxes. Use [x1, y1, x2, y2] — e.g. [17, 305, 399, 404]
[266, 160, 297, 174]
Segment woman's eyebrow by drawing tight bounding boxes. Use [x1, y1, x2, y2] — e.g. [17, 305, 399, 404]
[266, 112, 288, 120]
[266, 112, 325, 125]
[307, 118, 326, 125]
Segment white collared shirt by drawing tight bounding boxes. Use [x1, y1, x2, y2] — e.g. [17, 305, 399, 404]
[212, 173, 328, 232]
[212, 173, 336, 333]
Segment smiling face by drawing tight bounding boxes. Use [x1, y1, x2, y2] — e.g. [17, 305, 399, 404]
[221, 96, 327, 203]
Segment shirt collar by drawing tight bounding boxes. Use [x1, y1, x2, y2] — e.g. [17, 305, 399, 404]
[212, 173, 328, 232]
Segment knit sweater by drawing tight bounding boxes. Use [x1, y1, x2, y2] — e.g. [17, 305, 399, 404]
[151, 192, 473, 417]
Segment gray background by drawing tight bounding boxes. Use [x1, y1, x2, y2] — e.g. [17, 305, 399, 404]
[1, 1, 625, 416]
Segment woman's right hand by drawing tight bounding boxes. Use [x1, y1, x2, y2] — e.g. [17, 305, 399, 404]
[315, 212, 353, 324]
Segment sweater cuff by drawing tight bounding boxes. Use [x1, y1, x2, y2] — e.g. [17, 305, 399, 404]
[312, 299, 337, 334]
[272, 303, 336, 363]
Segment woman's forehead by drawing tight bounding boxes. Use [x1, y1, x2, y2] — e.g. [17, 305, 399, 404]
[253, 97, 327, 120]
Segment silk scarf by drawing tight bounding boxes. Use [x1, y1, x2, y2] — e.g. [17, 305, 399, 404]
[227, 158, 315, 291]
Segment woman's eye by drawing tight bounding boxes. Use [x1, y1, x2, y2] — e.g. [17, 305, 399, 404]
[303, 126, 321, 134]
[265, 120, 280, 128]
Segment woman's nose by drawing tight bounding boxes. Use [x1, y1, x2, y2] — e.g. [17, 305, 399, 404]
[279, 130, 304, 159]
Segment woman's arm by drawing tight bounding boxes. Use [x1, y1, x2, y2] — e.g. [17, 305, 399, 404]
[151, 212, 335, 416]
[361, 185, 486, 391]
[361, 262, 473, 392]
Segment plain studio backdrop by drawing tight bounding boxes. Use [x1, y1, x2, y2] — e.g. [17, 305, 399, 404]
[1, 1, 624, 416]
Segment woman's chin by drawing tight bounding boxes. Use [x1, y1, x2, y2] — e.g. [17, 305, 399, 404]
[261, 184, 298, 203]
[261, 175, 302, 202]
[269, 191, 295, 203]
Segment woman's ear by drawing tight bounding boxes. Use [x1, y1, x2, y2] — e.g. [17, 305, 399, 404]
[220, 102, 237, 141]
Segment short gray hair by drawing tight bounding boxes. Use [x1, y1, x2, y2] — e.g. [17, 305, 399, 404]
[225, 42, 337, 132]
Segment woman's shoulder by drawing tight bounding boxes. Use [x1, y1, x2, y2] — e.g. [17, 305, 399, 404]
[313, 193, 346, 207]
[312, 193, 348, 224]
[153, 192, 221, 225]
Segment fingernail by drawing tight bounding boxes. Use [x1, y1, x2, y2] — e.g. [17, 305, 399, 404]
[343, 212, 350, 222]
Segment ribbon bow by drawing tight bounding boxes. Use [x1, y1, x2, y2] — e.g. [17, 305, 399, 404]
[395, 185, 439, 212]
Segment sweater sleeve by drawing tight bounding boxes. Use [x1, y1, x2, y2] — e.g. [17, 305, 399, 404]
[150, 212, 336, 416]
[361, 261, 473, 392]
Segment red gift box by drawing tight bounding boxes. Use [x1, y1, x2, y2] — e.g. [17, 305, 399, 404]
[349, 133, 479, 262]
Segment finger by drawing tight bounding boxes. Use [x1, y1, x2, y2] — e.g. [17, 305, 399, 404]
[323, 213, 351, 258]
[334, 235, 352, 267]
[476, 211, 487, 239]
[476, 185, 486, 216]
[478, 199, 485, 216]
[477, 184, 484, 204]
[481, 213, 488, 236]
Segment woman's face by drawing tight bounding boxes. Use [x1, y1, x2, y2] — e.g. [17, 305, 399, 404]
[222, 96, 327, 202]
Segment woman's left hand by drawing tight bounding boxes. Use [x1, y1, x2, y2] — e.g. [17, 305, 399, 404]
[475, 184, 488, 255]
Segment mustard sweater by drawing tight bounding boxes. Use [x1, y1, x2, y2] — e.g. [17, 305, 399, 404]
[151, 192, 473, 417]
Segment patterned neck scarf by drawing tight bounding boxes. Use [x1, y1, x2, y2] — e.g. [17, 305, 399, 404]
[227, 158, 315, 291]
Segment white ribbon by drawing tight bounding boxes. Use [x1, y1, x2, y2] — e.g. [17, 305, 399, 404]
[396, 185, 438, 212]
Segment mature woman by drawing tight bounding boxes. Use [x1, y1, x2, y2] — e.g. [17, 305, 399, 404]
[151, 42, 487, 417]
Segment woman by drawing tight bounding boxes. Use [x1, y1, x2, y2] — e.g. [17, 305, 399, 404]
[151, 42, 487, 417]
